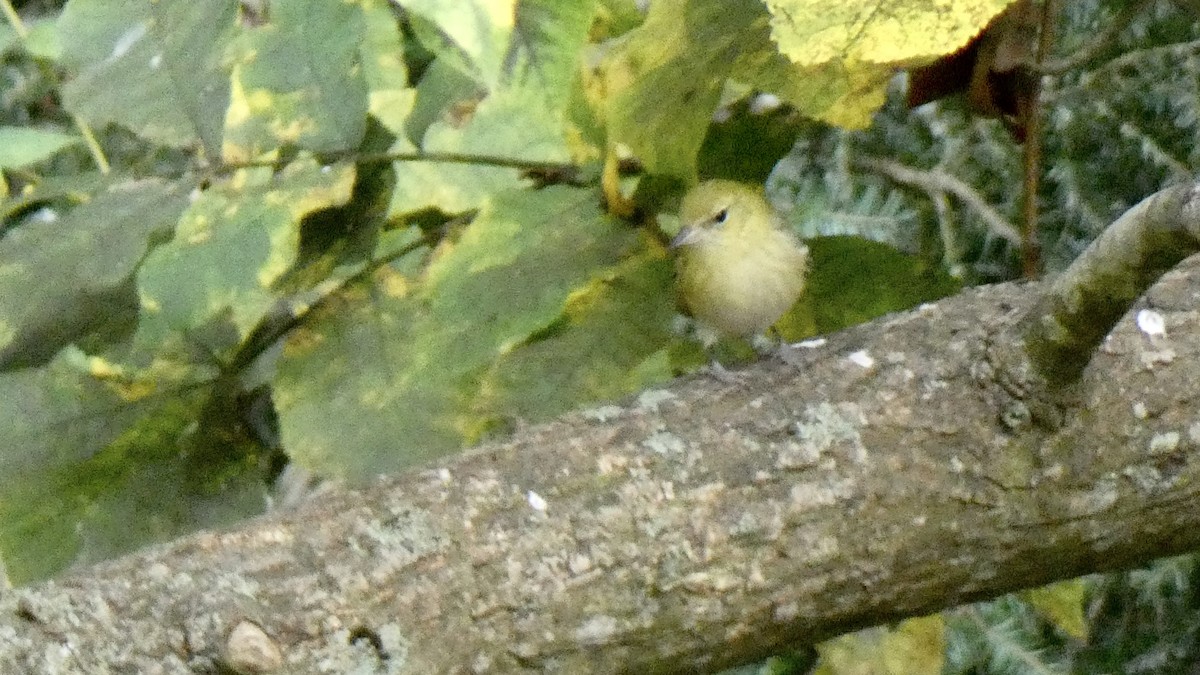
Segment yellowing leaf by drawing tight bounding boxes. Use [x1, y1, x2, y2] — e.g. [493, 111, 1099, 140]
[1022, 579, 1089, 641]
[136, 160, 356, 350]
[600, 0, 1016, 142]
[276, 185, 643, 479]
[221, 0, 369, 161]
[765, 0, 1015, 66]
[598, 0, 957, 171]
[738, 55, 891, 130]
[762, 0, 1015, 128]
[816, 615, 946, 675]
[597, 0, 764, 180]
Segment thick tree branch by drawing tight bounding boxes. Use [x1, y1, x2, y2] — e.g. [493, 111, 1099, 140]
[1012, 182, 1200, 388]
[4, 211, 1200, 673]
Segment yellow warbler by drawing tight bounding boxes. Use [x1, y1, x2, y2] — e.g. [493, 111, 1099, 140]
[671, 180, 809, 341]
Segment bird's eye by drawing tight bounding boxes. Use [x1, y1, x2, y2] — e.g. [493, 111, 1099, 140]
[712, 208, 728, 225]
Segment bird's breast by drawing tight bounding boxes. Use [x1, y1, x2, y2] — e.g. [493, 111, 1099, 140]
[676, 231, 807, 337]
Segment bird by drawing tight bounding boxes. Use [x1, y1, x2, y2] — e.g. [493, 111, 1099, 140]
[670, 179, 809, 347]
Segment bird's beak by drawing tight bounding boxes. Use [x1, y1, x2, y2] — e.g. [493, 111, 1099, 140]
[669, 226, 702, 250]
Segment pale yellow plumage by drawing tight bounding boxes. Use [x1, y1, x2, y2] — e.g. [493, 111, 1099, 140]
[671, 180, 809, 340]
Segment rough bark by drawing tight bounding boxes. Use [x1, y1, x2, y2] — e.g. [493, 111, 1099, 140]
[1019, 182, 1200, 385]
[3, 257, 1200, 674]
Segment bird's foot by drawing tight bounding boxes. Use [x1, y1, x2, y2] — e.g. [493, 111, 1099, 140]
[701, 359, 749, 384]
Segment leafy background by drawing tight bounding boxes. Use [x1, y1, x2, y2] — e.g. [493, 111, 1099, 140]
[3, 0, 1200, 672]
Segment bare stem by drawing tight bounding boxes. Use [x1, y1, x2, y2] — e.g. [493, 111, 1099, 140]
[1038, 0, 1156, 75]
[855, 156, 1021, 245]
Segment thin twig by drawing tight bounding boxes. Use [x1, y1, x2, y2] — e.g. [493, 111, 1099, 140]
[855, 156, 1022, 245]
[932, 191, 965, 275]
[1038, 0, 1156, 75]
[214, 151, 578, 177]
[0, 0, 26, 37]
[1048, 38, 1200, 106]
[1020, 0, 1059, 278]
[227, 229, 441, 373]
[1, 0, 111, 175]
[72, 114, 110, 174]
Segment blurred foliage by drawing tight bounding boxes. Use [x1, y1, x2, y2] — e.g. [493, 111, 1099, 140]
[0, 0, 966, 584]
[815, 615, 946, 675]
[1, 0, 1199, 673]
[771, 0, 1200, 282]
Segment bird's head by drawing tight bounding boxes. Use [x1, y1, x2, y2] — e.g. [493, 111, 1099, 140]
[670, 179, 776, 250]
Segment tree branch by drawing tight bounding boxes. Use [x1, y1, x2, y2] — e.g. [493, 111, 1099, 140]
[1011, 182, 1200, 391]
[1038, 0, 1156, 75]
[855, 156, 1022, 245]
[4, 193, 1200, 673]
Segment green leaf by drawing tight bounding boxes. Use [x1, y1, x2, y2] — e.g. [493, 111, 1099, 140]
[472, 249, 677, 429]
[0, 348, 161, 476]
[0, 18, 61, 60]
[0, 178, 189, 369]
[58, 0, 237, 156]
[592, 0, 645, 39]
[24, 19, 62, 60]
[510, 0, 599, 163]
[404, 55, 484, 145]
[0, 23, 13, 56]
[0, 127, 81, 169]
[0, 172, 111, 223]
[222, 0, 370, 161]
[389, 84, 572, 214]
[398, 0, 517, 88]
[510, 0, 596, 105]
[135, 159, 356, 355]
[418, 186, 628, 342]
[598, 0, 767, 182]
[0, 348, 266, 583]
[0, 168, 314, 581]
[276, 185, 640, 479]
[698, 100, 809, 184]
[424, 79, 570, 160]
[781, 235, 961, 338]
[388, 0, 592, 215]
[361, 0, 414, 134]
